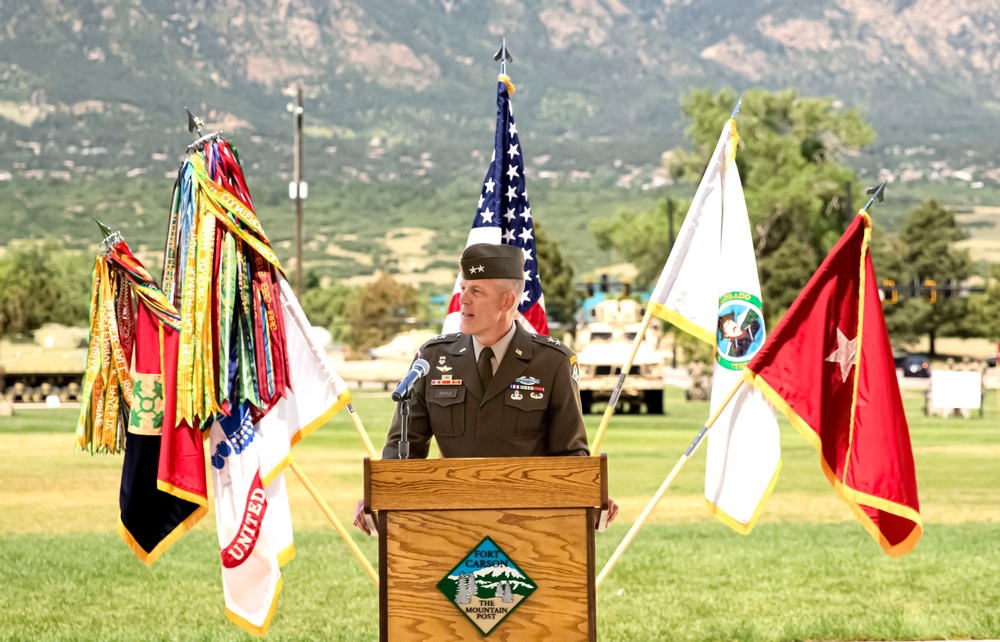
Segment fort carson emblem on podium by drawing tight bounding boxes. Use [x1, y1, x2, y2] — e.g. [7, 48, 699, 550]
[436, 537, 537, 636]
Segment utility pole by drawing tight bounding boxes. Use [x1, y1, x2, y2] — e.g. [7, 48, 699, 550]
[287, 85, 306, 298]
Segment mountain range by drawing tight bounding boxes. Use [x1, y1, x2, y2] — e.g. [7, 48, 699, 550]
[3, 0, 1000, 187]
[448, 563, 535, 594]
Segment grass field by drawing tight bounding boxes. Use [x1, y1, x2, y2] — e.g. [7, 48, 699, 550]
[1, 388, 999, 641]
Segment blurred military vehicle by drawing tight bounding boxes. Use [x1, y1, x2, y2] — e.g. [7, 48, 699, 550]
[0, 324, 88, 403]
[334, 329, 437, 390]
[573, 289, 664, 414]
[367, 329, 438, 361]
[684, 360, 711, 401]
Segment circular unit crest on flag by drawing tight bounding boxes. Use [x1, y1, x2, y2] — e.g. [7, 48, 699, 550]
[716, 291, 765, 370]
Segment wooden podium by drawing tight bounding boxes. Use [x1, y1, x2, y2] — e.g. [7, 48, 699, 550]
[364, 455, 608, 641]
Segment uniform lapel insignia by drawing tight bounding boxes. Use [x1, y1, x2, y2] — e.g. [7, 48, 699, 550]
[515, 348, 523, 356]
[459, 347, 467, 353]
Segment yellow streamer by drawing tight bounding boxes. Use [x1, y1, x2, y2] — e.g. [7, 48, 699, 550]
[188, 155, 282, 271]
[76, 258, 134, 453]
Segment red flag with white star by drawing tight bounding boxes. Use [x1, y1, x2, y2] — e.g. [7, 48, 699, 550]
[744, 212, 921, 556]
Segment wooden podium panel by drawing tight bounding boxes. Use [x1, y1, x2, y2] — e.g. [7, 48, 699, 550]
[366, 456, 606, 642]
[382, 509, 593, 641]
[367, 456, 604, 511]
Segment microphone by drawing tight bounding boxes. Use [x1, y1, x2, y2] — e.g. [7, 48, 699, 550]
[391, 359, 430, 402]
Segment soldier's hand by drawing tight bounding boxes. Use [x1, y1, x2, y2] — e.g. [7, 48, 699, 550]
[353, 498, 377, 536]
[597, 497, 620, 531]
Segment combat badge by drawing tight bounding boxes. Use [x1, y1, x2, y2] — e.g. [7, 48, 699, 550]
[511, 376, 543, 393]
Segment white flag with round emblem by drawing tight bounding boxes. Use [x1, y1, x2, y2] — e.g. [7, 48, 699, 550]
[648, 119, 781, 533]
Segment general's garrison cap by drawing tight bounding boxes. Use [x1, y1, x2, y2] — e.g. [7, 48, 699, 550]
[460, 243, 525, 281]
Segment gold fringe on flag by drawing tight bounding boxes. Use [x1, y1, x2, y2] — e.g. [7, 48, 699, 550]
[498, 73, 515, 96]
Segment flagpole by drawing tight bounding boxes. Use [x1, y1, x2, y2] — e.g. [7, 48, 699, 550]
[863, 180, 887, 212]
[290, 461, 379, 586]
[593, 96, 744, 455]
[277, 278, 379, 459]
[596, 377, 745, 587]
[347, 403, 378, 459]
[495, 37, 512, 76]
[590, 309, 654, 453]
[730, 93, 744, 120]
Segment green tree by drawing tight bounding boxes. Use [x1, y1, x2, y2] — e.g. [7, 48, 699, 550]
[345, 272, 420, 354]
[881, 200, 972, 355]
[304, 270, 322, 291]
[757, 234, 820, 321]
[0, 242, 91, 336]
[300, 280, 354, 344]
[868, 223, 913, 348]
[590, 196, 677, 289]
[534, 221, 581, 333]
[965, 264, 1000, 342]
[590, 88, 876, 325]
[667, 88, 875, 317]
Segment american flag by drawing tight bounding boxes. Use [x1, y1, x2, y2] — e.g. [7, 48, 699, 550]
[442, 78, 549, 335]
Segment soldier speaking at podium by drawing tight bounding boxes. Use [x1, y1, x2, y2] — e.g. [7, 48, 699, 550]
[382, 243, 589, 459]
[354, 243, 615, 535]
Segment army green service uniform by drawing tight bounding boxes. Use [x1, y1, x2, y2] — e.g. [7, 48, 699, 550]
[381, 323, 589, 459]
